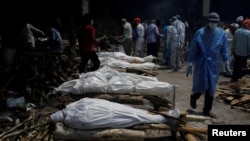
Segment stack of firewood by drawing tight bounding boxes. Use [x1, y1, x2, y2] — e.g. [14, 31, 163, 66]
[0, 111, 54, 141]
[216, 75, 250, 112]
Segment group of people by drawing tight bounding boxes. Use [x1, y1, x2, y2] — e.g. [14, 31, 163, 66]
[119, 15, 187, 72]
[119, 17, 163, 59]
[0, 18, 65, 71]
[76, 12, 250, 118]
[22, 20, 64, 54]
[11, 19, 65, 63]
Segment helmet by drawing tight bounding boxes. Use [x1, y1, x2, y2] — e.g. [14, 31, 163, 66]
[208, 12, 220, 23]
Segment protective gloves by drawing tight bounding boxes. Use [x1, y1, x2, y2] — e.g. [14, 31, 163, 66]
[225, 62, 232, 76]
[186, 66, 192, 77]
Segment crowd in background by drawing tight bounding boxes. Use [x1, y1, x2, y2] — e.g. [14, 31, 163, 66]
[0, 13, 250, 78]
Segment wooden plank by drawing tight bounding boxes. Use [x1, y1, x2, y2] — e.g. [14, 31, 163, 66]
[231, 95, 250, 106]
[185, 133, 197, 141]
[54, 123, 145, 141]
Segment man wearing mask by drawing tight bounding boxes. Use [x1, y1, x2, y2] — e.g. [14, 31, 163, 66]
[186, 12, 230, 118]
[167, 16, 185, 71]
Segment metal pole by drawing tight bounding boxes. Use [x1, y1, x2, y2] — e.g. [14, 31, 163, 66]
[202, 0, 210, 17]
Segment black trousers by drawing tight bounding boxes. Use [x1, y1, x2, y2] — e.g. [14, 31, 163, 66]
[192, 91, 214, 114]
[231, 55, 247, 82]
[147, 42, 157, 57]
[79, 51, 100, 73]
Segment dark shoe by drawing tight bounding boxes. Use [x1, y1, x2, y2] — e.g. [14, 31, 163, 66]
[190, 94, 196, 109]
[203, 112, 216, 118]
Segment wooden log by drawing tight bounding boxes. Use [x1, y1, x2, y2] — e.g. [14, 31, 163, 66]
[215, 90, 246, 97]
[126, 68, 158, 76]
[231, 95, 250, 106]
[34, 125, 49, 140]
[148, 110, 186, 124]
[0, 116, 33, 138]
[241, 87, 250, 91]
[175, 131, 183, 141]
[1, 121, 49, 140]
[226, 96, 234, 101]
[185, 133, 197, 141]
[180, 126, 208, 135]
[54, 123, 145, 141]
[186, 115, 211, 122]
[94, 94, 144, 105]
[133, 123, 170, 130]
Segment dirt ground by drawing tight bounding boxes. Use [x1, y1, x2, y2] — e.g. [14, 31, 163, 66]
[156, 62, 250, 129]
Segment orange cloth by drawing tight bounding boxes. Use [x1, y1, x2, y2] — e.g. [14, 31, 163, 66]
[134, 17, 141, 23]
[243, 19, 250, 29]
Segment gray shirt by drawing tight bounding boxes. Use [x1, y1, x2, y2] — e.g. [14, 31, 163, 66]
[232, 27, 250, 56]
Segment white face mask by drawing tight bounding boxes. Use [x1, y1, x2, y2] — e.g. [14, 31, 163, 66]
[208, 22, 218, 29]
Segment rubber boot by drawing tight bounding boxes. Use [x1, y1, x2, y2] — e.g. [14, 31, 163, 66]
[203, 94, 216, 118]
[190, 93, 201, 109]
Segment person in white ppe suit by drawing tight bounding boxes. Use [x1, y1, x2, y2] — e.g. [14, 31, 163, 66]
[186, 12, 230, 118]
[167, 16, 185, 71]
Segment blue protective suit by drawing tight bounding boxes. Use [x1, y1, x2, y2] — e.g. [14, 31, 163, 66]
[188, 26, 229, 96]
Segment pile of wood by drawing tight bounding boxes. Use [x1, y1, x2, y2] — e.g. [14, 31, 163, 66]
[0, 111, 54, 141]
[216, 75, 250, 112]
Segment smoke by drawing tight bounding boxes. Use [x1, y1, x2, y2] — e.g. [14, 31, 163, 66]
[108, 0, 188, 26]
[146, 0, 187, 25]
[92, 0, 198, 25]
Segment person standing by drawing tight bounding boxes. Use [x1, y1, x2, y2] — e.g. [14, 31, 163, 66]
[133, 17, 145, 57]
[231, 19, 250, 82]
[145, 19, 163, 58]
[120, 18, 133, 56]
[186, 12, 230, 118]
[174, 14, 186, 65]
[77, 14, 101, 74]
[48, 18, 64, 54]
[22, 22, 45, 50]
[162, 18, 173, 65]
[221, 23, 239, 75]
[167, 16, 184, 71]
[236, 15, 244, 27]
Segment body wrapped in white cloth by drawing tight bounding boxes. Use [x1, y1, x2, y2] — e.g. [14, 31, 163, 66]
[50, 97, 169, 130]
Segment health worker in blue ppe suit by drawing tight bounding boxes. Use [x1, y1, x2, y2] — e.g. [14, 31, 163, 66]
[186, 12, 230, 118]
